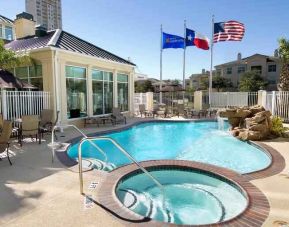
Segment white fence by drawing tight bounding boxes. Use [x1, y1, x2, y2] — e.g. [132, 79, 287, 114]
[134, 93, 148, 113]
[210, 92, 258, 108]
[266, 91, 289, 122]
[2, 90, 51, 120]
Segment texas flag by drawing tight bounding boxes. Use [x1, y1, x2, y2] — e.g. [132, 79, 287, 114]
[186, 28, 210, 50]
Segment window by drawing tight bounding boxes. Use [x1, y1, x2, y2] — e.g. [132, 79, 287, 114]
[268, 65, 276, 72]
[5, 26, 13, 40]
[251, 66, 262, 74]
[226, 67, 232, 74]
[268, 80, 276, 84]
[92, 70, 113, 115]
[237, 66, 245, 74]
[66, 66, 87, 119]
[14, 65, 43, 90]
[117, 73, 129, 111]
[0, 24, 2, 38]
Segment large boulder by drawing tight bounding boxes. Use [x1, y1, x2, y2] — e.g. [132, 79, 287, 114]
[219, 105, 273, 141]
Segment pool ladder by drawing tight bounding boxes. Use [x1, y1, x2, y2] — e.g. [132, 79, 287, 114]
[50, 124, 166, 208]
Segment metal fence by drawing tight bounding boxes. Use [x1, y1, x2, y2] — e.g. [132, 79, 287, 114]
[1, 90, 51, 120]
[153, 92, 194, 108]
[266, 91, 289, 122]
[210, 92, 258, 108]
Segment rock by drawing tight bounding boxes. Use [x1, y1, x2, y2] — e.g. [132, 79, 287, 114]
[219, 105, 273, 141]
[249, 105, 265, 115]
[235, 109, 251, 118]
[228, 117, 241, 128]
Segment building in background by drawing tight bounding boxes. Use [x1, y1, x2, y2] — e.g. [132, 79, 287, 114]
[188, 69, 215, 91]
[25, 0, 62, 30]
[0, 15, 15, 42]
[215, 52, 281, 90]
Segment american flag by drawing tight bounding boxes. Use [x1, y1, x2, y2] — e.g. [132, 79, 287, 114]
[213, 20, 245, 43]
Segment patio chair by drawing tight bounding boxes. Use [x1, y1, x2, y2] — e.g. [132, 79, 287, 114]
[111, 108, 126, 125]
[139, 104, 148, 117]
[39, 111, 60, 139]
[176, 104, 188, 118]
[19, 115, 41, 146]
[191, 109, 201, 118]
[0, 121, 13, 165]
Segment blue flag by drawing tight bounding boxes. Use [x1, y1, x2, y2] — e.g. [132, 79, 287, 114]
[162, 32, 184, 49]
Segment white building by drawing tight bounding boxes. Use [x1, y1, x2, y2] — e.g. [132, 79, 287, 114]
[26, 0, 62, 30]
[0, 15, 15, 41]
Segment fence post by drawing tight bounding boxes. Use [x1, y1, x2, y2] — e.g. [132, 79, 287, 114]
[146, 92, 154, 111]
[194, 91, 202, 111]
[257, 90, 267, 108]
[2, 90, 7, 120]
[271, 91, 276, 116]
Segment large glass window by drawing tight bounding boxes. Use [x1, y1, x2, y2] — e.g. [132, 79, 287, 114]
[226, 67, 232, 74]
[0, 24, 2, 38]
[117, 73, 129, 111]
[14, 65, 43, 90]
[92, 70, 113, 115]
[237, 66, 246, 74]
[66, 66, 87, 119]
[5, 26, 13, 40]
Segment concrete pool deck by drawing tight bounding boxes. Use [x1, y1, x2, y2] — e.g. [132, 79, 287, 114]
[0, 118, 288, 227]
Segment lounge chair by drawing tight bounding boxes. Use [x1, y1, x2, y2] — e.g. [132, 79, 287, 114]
[191, 109, 201, 118]
[19, 115, 41, 146]
[39, 110, 60, 138]
[111, 108, 126, 125]
[0, 121, 13, 165]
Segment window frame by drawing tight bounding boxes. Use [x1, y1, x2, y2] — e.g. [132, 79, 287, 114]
[65, 65, 88, 119]
[226, 67, 232, 75]
[117, 73, 129, 112]
[91, 69, 114, 116]
[268, 64, 276, 72]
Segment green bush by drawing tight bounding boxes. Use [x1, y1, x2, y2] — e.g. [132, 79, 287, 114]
[271, 116, 289, 137]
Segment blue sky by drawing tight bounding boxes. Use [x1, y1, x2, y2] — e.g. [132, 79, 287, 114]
[1, 0, 289, 80]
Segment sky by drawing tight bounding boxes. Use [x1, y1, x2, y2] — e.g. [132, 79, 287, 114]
[1, 0, 289, 80]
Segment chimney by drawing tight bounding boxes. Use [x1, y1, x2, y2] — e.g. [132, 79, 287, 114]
[14, 12, 36, 39]
[237, 53, 242, 61]
[35, 25, 47, 37]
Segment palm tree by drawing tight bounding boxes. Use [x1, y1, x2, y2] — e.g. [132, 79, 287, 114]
[278, 38, 289, 91]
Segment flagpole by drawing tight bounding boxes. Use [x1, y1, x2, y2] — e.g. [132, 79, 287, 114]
[182, 20, 186, 103]
[209, 15, 214, 107]
[160, 24, 163, 104]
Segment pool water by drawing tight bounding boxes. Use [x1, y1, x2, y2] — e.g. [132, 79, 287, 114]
[67, 121, 271, 174]
[116, 168, 248, 225]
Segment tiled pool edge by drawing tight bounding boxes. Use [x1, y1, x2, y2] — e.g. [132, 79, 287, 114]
[98, 160, 270, 227]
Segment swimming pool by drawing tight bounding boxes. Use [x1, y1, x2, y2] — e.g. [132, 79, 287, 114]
[67, 121, 271, 174]
[116, 167, 248, 225]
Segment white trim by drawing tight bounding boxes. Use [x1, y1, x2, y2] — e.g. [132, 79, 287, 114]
[47, 29, 62, 46]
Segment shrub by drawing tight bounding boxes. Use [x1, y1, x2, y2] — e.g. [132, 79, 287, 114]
[271, 116, 289, 137]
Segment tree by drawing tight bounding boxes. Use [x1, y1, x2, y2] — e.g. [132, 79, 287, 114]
[278, 38, 289, 91]
[0, 40, 32, 70]
[199, 76, 232, 91]
[213, 76, 233, 91]
[135, 80, 153, 93]
[239, 71, 268, 92]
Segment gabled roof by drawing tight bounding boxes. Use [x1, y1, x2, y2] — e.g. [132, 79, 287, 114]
[0, 15, 14, 25]
[215, 53, 280, 68]
[5, 29, 135, 66]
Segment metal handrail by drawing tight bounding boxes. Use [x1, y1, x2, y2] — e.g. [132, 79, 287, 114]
[78, 137, 165, 200]
[50, 124, 108, 164]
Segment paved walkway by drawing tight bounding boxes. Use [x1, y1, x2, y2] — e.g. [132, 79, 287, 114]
[0, 118, 288, 227]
